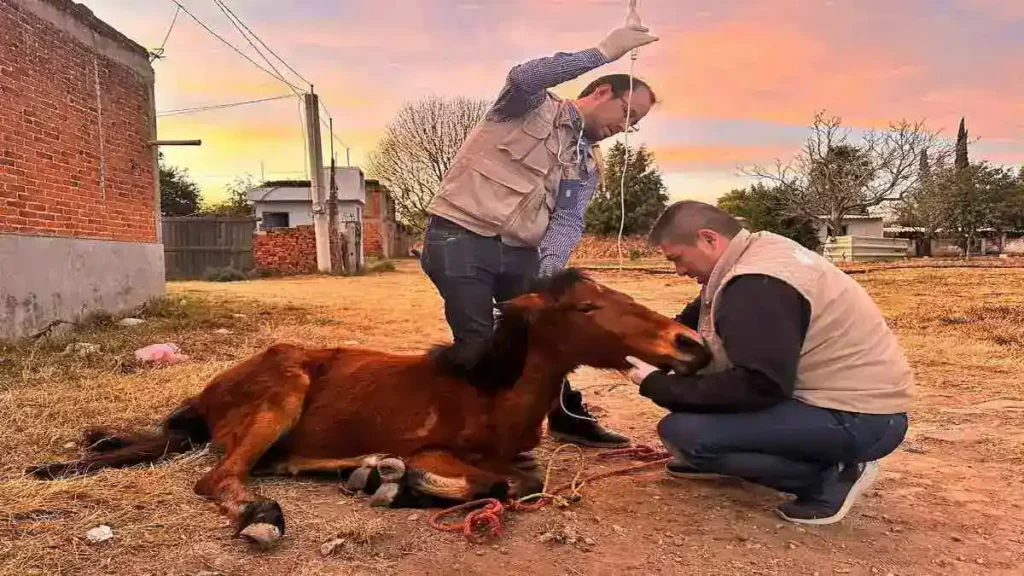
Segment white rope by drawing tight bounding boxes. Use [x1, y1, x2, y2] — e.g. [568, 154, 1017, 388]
[617, 0, 641, 271]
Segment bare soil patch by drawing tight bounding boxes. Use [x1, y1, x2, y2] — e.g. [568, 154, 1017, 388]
[2, 260, 1023, 575]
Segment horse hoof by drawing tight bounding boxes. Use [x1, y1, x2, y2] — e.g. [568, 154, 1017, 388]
[370, 482, 401, 507]
[240, 523, 282, 550]
[376, 457, 406, 484]
[237, 500, 285, 550]
[345, 467, 372, 492]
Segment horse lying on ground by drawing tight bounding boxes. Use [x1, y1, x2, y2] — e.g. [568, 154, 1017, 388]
[28, 269, 710, 549]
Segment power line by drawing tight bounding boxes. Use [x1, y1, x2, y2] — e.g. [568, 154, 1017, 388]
[208, 0, 316, 178]
[212, 0, 299, 96]
[211, 0, 311, 88]
[150, 5, 181, 62]
[168, 0, 303, 92]
[210, 0, 354, 166]
[156, 94, 294, 117]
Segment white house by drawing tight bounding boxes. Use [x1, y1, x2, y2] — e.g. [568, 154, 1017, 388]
[247, 167, 366, 232]
[814, 215, 884, 244]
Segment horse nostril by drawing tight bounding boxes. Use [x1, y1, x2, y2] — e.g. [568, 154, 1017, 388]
[675, 333, 697, 351]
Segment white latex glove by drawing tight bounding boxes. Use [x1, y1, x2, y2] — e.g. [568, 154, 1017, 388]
[597, 24, 659, 61]
[625, 355, 659, 385]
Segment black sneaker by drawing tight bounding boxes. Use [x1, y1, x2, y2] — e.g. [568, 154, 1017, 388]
[547, 384, 630, 448]
[776, 461, 879, 525]
[665, 459, 728, 480]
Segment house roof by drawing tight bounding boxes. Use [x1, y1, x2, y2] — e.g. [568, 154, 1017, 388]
[817, 215, 883, 220]
[248, 167, 366, 204]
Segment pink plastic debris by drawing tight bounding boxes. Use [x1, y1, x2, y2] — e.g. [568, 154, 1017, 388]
[134, 343, 189, 365]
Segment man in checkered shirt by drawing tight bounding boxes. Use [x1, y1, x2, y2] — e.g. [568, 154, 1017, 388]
[421, 23, 659, 447]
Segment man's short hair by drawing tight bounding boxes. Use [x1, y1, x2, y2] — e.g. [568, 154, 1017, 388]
[648, 200, 742, 246]
[578, 74, 657, 105]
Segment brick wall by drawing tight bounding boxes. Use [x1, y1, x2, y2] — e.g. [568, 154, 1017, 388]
[0, 0, 156, 243]
[364, 220, 383, 257]
[254, 225, 348, 275]
[254, 225, 317, 275]
[365, 184, 382, 219]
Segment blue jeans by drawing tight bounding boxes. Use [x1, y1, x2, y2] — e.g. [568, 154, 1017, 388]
[657, 398, 908, 497]
[419, 215, 540, 357]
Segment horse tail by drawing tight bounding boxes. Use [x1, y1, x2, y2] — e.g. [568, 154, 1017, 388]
[28, 399, 211, 480]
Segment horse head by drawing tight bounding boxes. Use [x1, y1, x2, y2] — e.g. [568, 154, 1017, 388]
[496, 269, 710, 375]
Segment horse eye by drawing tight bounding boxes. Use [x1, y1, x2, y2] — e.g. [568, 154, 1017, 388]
[576, 302, 600, 313]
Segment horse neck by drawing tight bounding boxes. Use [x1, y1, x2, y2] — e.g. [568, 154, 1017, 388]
[511, 340, 577, 417]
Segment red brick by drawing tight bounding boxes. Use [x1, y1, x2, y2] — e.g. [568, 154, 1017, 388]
[0, 0, 155, 242]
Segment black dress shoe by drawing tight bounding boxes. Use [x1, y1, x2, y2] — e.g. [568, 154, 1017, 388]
[546, 382, 630, 448]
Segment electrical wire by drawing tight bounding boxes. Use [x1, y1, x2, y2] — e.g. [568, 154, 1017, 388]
[168, 0, 303, 92]
[156, 94, 294, 116]
[150, 5, 181, 62]
[210, 0, 312, 87]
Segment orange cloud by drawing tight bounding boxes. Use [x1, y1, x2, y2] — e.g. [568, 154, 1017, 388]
[651, 144, 795, 172]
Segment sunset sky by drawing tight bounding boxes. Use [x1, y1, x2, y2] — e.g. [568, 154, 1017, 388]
[80, 0, 1023, 205]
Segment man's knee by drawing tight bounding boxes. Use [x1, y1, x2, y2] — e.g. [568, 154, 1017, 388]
[657, 412, 721, 460]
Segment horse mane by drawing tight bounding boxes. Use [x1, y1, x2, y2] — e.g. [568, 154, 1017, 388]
[427, 268, 590, 392]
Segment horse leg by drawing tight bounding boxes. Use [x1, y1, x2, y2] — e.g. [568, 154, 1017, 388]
[192, 394, 306, 549]
[253, 454, 407, 497]
[389, 451, 513, 508]
[508, 452, 545, 497]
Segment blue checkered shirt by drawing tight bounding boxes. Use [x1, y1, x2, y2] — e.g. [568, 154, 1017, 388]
[487, 48, 609, 274]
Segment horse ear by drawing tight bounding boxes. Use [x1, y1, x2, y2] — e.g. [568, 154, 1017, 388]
[497, 293, 546, 321]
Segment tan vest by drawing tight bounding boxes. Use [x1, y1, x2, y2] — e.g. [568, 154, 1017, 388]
[697, 229, 914, 414]
[427, 93, 600, 247]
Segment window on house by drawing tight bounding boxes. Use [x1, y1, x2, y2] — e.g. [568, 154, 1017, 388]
[262, 212, 290, 229]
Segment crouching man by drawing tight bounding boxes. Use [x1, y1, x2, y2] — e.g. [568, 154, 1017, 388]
[625, 201, 913, 525]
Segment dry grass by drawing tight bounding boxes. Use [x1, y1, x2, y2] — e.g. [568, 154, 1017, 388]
[2, 259, 1024, 574]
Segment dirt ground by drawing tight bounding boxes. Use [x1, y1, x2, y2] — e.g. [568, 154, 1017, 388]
[2, 259, 1024, 575]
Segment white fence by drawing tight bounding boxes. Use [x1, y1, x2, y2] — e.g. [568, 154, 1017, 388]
[824, 236, 911, 263]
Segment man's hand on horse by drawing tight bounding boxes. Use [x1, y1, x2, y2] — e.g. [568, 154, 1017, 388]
[625, 355, 658, 385]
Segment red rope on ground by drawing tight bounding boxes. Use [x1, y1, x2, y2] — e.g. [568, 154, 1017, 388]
[426, 443, 673, 543]
[428, 498, 505, 544]
[596, 444, 671, 462]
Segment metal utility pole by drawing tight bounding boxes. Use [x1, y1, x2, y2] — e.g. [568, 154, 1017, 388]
[304, 90, 331, 273]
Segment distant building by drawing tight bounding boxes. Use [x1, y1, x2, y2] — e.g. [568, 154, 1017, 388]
[363, 179, 414, 258]
[247, 167, 365, 269]
[247, 167, 365, 232]
[814, 215, 884, 244]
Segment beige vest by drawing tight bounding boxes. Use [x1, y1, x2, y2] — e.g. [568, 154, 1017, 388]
[427, 93, 600, 247]
[697, 229, 914, 414]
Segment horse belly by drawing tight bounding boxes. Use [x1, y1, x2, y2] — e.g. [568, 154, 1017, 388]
[278, 362, 464, 459]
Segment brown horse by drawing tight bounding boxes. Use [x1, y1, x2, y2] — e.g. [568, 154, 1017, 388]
[28, 269, 709, 548]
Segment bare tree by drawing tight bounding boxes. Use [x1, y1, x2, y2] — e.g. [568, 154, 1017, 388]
[367, 96, 492, 234]
[743, 110, 952, 238]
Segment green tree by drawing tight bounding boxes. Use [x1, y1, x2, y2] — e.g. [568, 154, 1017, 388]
[584, 142, 669, 236]
[717, 183, 821, 251]
[158, 152, 202, 216]
[943, 161, 1020, 257]
[200, 174, 255, 216]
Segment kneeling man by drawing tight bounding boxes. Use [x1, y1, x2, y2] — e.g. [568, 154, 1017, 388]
[626, 201, 913, 525]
